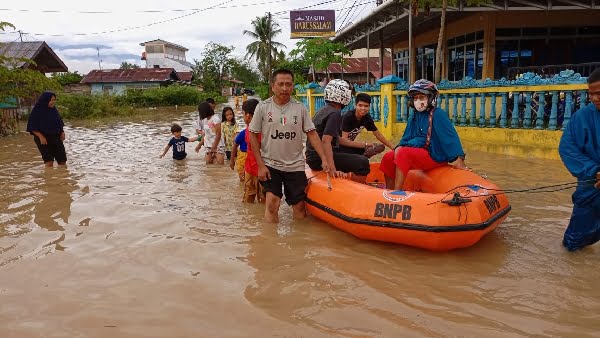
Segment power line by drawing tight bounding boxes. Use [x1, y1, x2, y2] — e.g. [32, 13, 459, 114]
[272, 0, 346, 15]
[337, 0, 358, 31]
[1, 0, 234, 37]
[340, 2, 371, 32]
[0, 0, 289, 14]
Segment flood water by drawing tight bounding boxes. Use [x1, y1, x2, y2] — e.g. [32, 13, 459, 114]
[1, 108, 599, 338]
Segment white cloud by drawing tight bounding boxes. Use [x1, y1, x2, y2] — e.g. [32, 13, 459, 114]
[1, 0, 374, 74]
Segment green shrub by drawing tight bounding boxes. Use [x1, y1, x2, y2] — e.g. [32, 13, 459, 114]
[55, 85, 229, 120]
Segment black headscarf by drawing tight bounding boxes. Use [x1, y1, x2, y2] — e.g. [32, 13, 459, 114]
[27, 91, 64, 136]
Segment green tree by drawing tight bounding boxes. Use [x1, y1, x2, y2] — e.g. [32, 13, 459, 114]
[243, 15, 286, 81]
[119, 62, 139, 69]
[0, 21, 61, 104]
[51, 71, 84, 86]
[199, 42, 235, 93]
[229, 57, 261, 88]
[289, 38, 351, 82]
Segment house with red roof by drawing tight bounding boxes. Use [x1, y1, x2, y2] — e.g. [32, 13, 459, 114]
[80, 68, 181, 95]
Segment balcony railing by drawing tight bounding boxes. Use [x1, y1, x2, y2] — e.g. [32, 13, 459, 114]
[295, 70, 590, 139]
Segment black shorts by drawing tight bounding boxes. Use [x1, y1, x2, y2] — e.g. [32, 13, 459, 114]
[306, 150, 370, 176]
[34, 134, 67, 163]
[259, 166, 308, 205]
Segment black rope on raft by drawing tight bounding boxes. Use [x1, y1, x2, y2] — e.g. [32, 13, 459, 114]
[445, 179, 597, 194]
[425, 179, 598, 206]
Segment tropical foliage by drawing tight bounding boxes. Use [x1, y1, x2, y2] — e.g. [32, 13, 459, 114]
[57, 86, 224, 119]
[195, 42, 235, 93]
[289, 38, 350, 81]
[119, 62, 140, 69]
[243, 15, 286, 81]
[0, 21, 62, 104]
[51, 71, 84, 86]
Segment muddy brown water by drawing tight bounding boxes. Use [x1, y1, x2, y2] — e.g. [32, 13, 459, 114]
[1, 109, 599, 338]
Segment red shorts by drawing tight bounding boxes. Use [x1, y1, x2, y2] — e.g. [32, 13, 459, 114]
[379, 147, 446, 178]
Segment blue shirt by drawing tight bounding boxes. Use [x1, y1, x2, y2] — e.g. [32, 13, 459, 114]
[399, 107, 465, 163]
[559, 103, 600, 180]
[235, 129, 248, 152]
[169, 136, 188, 160]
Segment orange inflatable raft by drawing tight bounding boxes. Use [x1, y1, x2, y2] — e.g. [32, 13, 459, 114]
[305, 163, 511, 251]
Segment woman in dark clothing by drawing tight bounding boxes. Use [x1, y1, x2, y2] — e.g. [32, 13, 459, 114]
[26, 91, 67, 167]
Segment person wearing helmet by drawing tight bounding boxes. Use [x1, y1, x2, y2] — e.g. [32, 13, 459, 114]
[379, 79, 467, 190]
[305, 79, 371, 183]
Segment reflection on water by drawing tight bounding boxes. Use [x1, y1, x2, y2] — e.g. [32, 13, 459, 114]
[1, 108, 599, 337]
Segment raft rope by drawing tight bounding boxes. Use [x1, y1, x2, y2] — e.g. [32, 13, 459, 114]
[446, 178, 598, 195]
[429, 178, 599, 207]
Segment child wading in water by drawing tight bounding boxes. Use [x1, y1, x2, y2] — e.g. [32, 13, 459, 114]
[230, 99, 264, 202]
[195, 101, 225, 164]
[221, 106, 238, 161]
[159, 123, 199, 160]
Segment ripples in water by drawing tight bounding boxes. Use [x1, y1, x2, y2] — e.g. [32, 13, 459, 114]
[0, 109, 599, 337]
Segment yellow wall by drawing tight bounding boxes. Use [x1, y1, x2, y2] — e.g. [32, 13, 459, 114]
[389, 122, 562, 160]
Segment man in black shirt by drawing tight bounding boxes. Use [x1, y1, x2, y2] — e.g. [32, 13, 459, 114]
[339, 93, 395, 157]
[305, 80, 371, 183]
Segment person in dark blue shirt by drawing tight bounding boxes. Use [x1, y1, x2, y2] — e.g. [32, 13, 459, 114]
[379, 79, 467, 190]
[159, 123, 199, 160]
[558, 68, 600, 251]
[26, 91, 67, 167]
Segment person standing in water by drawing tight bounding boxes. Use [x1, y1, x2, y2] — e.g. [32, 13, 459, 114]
[558, 67, 600, 251]
[26, 91, 67, 167]
[248, 69, 330, 223]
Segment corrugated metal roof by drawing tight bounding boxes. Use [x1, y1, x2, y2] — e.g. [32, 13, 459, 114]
[80, 68, 181, 83]
[319, 56, 393, 76]
[177, 71, 193, 82]
[139, 39, 188, 52]
[0, 41, 67, 72]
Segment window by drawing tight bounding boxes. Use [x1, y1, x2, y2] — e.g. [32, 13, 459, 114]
[416, 44, 436, 81]
[447, 31, 484, 81]
[145, 45, 164, 54]
[394, 50, 409, 81]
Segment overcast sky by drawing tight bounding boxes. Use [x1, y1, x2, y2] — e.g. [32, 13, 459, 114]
[1, 0, 375, 74]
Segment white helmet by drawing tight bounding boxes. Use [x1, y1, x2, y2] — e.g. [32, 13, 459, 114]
[324, 79, 352, 106]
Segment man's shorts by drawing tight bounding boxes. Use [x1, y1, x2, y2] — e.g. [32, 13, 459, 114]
[34, 134, 67, 163]
[205, 144, 226, 156]
[243, 172, 265, 203]
[235, 151, 247, 177]
[259, 166, 308, 205]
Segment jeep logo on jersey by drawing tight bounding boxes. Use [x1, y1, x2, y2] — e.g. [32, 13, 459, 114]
[270, 130, 297, 140]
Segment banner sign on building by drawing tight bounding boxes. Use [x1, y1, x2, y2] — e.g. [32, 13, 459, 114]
[290, 10, 335, 39]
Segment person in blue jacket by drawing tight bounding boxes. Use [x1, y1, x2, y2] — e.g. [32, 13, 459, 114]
[558, 67, 600, 251]
[379, 79, 467, 190]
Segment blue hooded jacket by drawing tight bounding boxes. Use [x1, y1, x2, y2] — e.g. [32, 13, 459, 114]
[398, 107, 465, 163]
[26, 91, 64, 136]
[558, 102, 600, 251]
[559, 103, 600, 181]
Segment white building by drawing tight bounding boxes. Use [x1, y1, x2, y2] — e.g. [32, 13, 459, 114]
[140, 39, 193, 72]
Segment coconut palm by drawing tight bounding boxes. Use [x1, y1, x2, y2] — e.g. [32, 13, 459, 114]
[243, 15, 286, 81]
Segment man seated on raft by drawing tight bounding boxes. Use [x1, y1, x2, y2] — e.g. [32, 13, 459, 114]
[338, 93, 395, 158]
[305, 79, 371, 183]
[379, 79, 467, 190]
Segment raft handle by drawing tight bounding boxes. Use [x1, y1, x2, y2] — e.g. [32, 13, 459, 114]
[442, 192, 472, 206]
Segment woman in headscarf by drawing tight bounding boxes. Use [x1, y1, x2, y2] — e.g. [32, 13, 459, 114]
[26, 91, 67, 167]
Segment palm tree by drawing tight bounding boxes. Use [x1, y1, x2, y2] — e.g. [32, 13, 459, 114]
[243, 15, 286, 82]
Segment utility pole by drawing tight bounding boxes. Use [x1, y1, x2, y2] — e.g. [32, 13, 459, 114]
[268, 12, 273, 96]
[17, 30, 23, 42]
